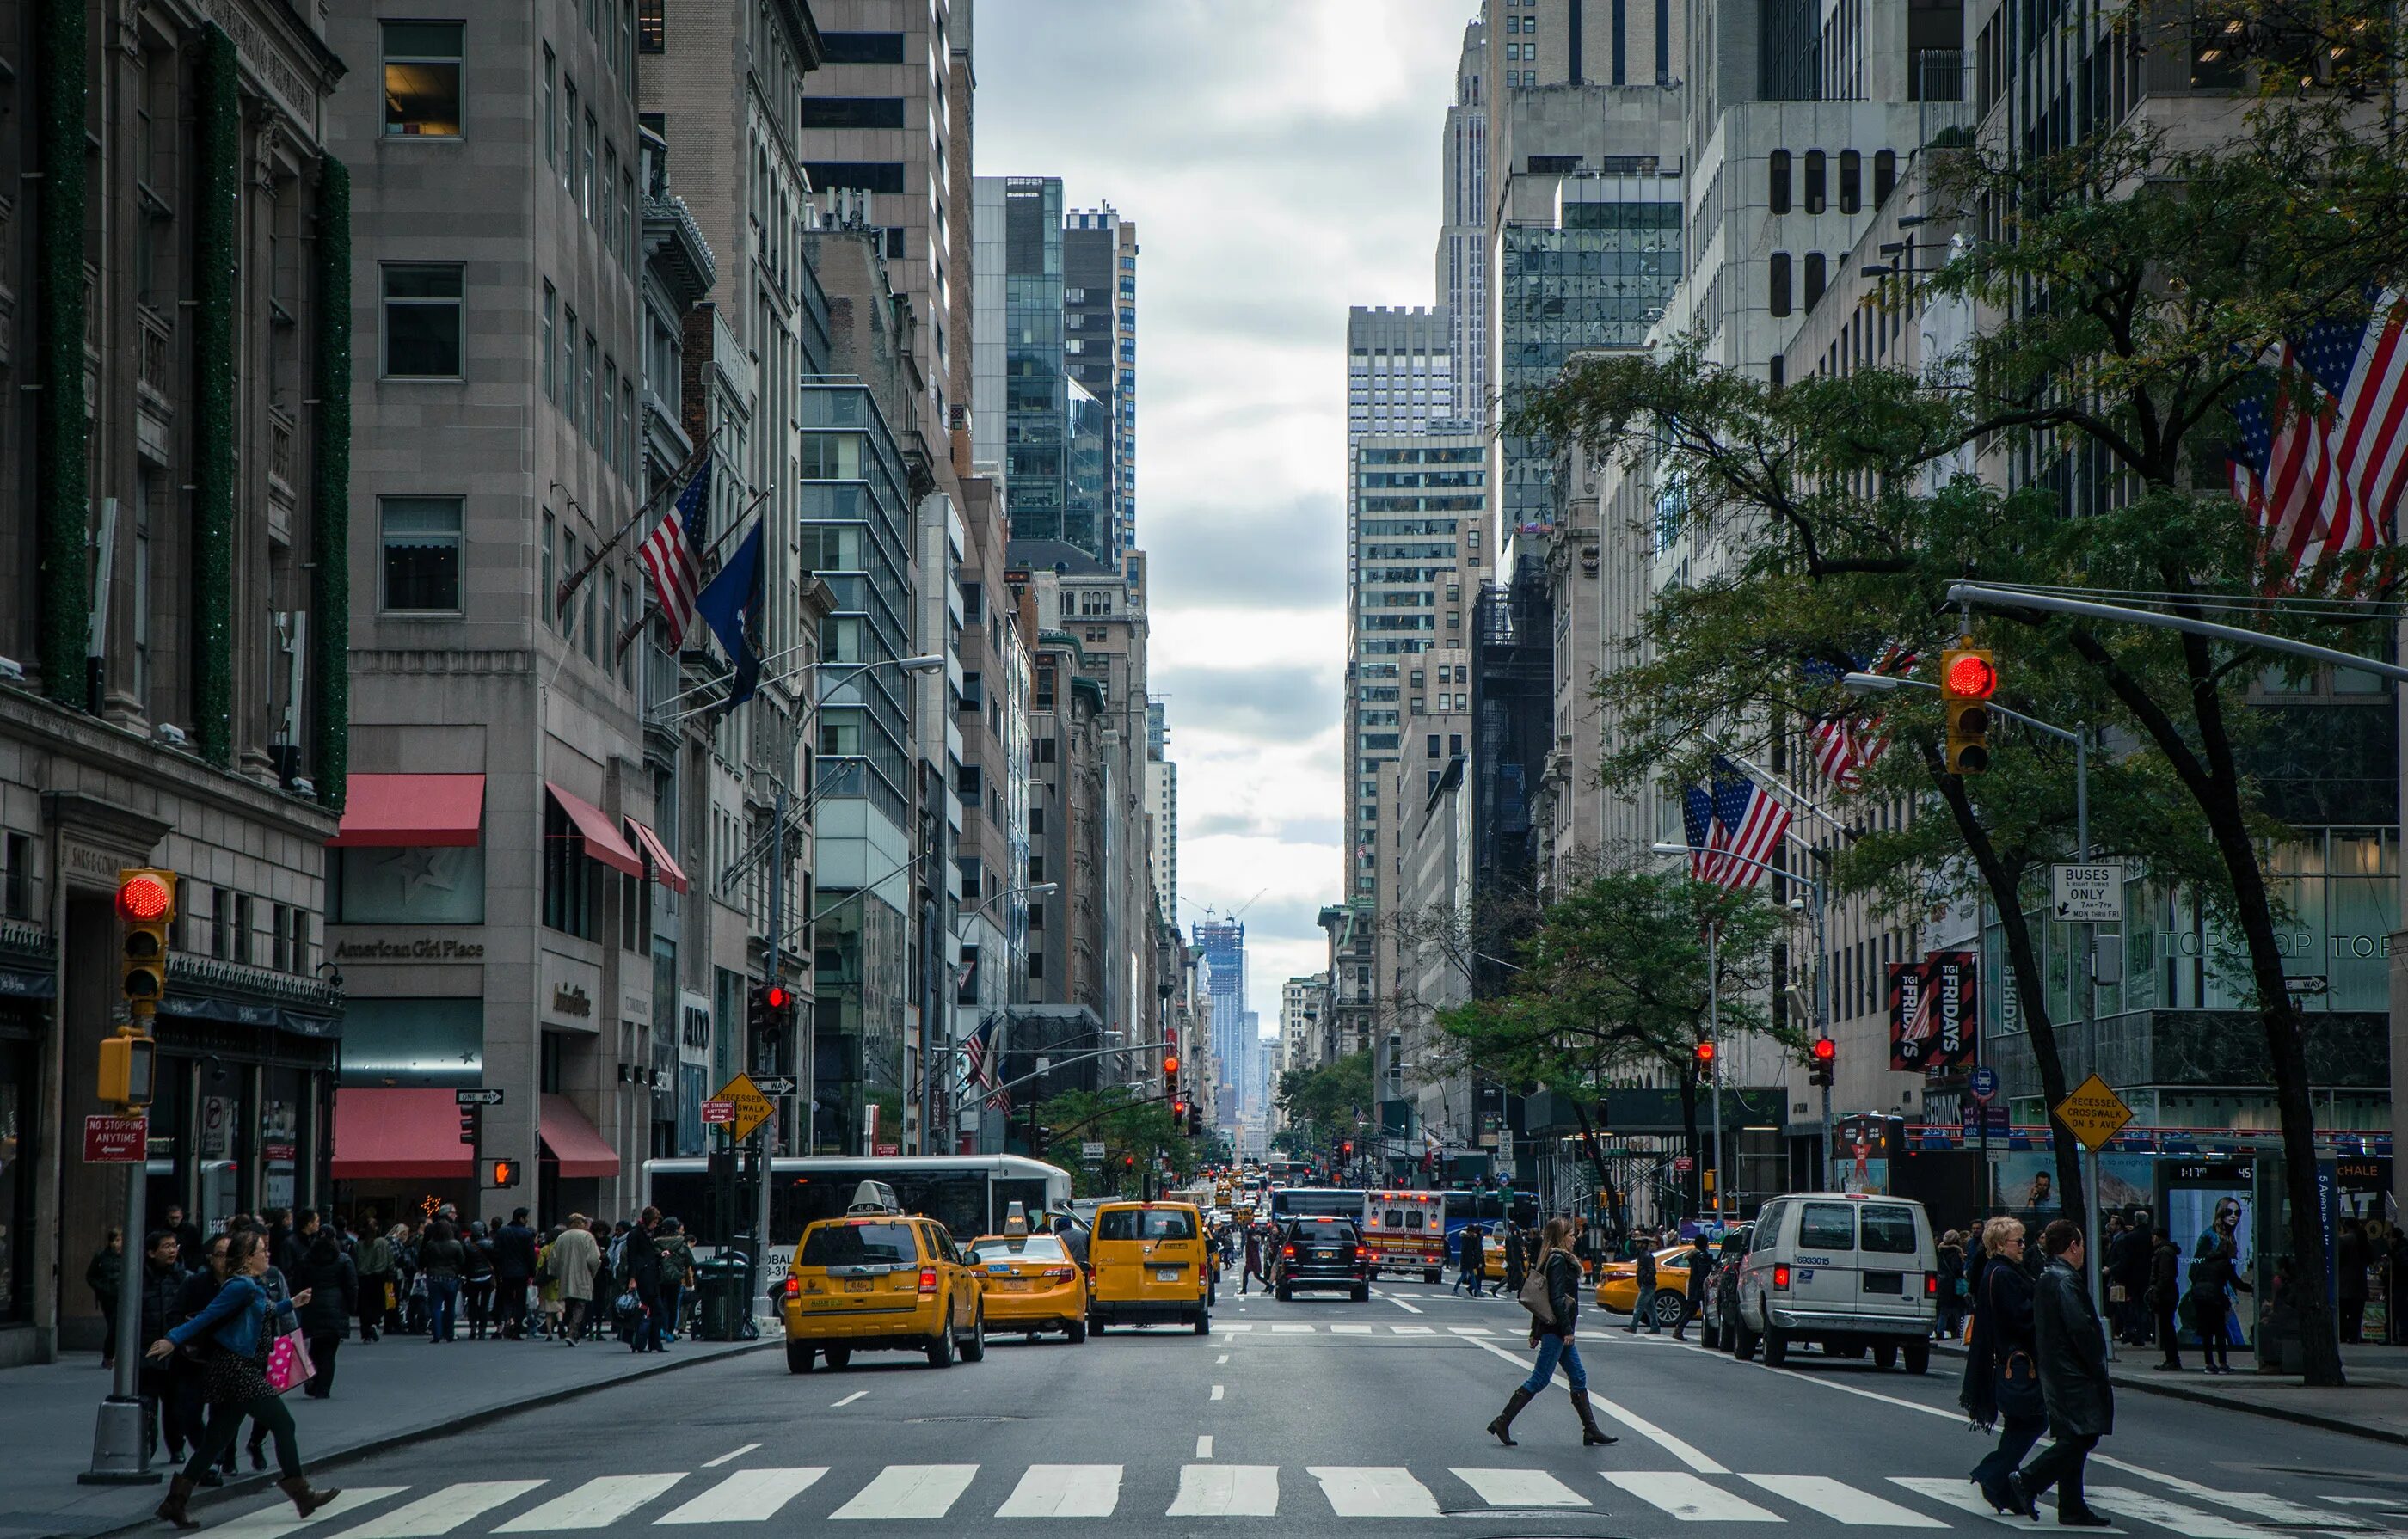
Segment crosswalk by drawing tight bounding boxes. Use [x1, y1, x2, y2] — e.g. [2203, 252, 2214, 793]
[202, 1463, 2403, 1531]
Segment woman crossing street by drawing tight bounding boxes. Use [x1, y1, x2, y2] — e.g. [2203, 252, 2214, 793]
[1484, 1217, 1617, 1449]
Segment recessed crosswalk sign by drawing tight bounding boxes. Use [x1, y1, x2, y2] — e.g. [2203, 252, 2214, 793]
[711, 1073, 777, 1141]
[2052, 1072, 2134, 1151]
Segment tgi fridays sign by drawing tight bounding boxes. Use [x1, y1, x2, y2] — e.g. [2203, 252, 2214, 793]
[1889, 951, 1976, 1071]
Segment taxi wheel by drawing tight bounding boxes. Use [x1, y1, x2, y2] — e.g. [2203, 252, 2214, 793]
[823, 1346, 851, 1370]
[1652, 1291, 1686, 1330]
[784, 1340, 815, 1374]
[1066, 1316, 1088, 1344]
[1193, 1309, 1210, 1335]
[961, 1310, 986, 1363]
[1423, 1269, 1440, 1285]
[1351, 1285, 1369, 1303]
[1275, 1284, 1292, 1302]
[926, 1322, 956, 1368]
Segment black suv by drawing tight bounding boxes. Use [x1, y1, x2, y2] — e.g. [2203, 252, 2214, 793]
[1274, 1217, 1371, 1302]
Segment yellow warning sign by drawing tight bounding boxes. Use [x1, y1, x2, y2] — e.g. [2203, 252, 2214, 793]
[2052, 1072, 2134, 1151]
[712, 1073, 777, 1142]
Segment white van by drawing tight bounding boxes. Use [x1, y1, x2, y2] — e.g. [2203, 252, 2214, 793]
[1732, 1192, 1938, 1372]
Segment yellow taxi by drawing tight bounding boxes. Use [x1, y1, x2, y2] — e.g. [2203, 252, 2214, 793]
[1089, 1199, 1212, 1334]
[966, 1229, 1089, 1343]
[780, 1181, 987, 1372]
[1595, 1243, 1705, 1330]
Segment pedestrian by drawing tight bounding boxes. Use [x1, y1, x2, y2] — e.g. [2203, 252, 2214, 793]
[2114, 1209, 2155, 1344]
[657, 1219, 697, 1341]
[1484, 1216, 1616, 1448]
[1936, 1231, 1968, 1341]
[1963, 1217, 2044, 1514]
[587, 1217, 615, 1340]
[354, 1220, 392, 1344]
[1464, 1223, 1490, 1297]
[460, 1221, 496, 1340]
[494, 1206, 539, 1340]
[2189, 1201, 2247, 1376]
[418, 1218, 466, 1343]
[2006, 1219, 2114, 1526]
[1625, 1232, 1662, 1334]
[241, 1229, 297, 1472]
[1502, 1218, 1527, 1300]
[2336, 1217, 2368, 1345]
[398, 1219, 427, 1335]
[1241, 1223, 1263, 1295]
[146, 1231, 337, 1528]
[1673, 1229, 1711, 1341]
[137, 1231, 190, 1463]
[623, 1207, 669, 1353]
[277, 1211, 320, 1278]
[289, 1230, 356, 1398]
[170, 1235, 236, 1485]
[88, 1227, 126, 1369]
[548, 1214, 602, 1345]
[162, 1205, 205, 1264]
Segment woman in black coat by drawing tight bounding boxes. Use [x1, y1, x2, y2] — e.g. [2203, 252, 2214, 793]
[1963, 1217, 2045, 1514]
[289, 1232, 358, 1398]
[1484, 1217, 1617, 1448]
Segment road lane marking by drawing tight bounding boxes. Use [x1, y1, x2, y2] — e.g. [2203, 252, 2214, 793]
[654, 1469, 826, 1524]
[1272, 1322, 1314, 1334]
[828, 1466, 979, 1521]
[224, 1489, 408, 1539]
[1389, 1295, 1424, 1314]
[1168, 1465, 1277, 1517]
[1447, 1326, 1495, 1336]
[331, 1483, 541, 1538]
[1391, 1324, 1436, 1334]
[1330, 1323, 1372, 1334]
[831, 1390, 868, 1407]
[2087, 1486, 2267, 1537]
[1210, 1383, 1226, 1400]
[1216, 1352, 1229, 1363]
[1311, 1468, 1440, 1518]
[1743, 1475, 1941, 1527]
[498, 1478, 684, 1532]
[699, 1446, 758, 1470]
[1195, 1436, 1213, 1459]
[2088, 1461, 2367, 1529]
[1606, 1472, 1779, 1522]
[1219, 1322, 1254, 1331]
[1463, 1336, 1723, 1471]
[1889, 1476, 2101, 1529]
[996, 1464, 1121, 1518]
[1452, 1468, 1589, 1508]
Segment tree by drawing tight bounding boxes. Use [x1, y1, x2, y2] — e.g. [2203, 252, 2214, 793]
[1275, 1051, 1373, 1156]
[1515, 95, 2408, 1384]
[1036, 1088, 1196, 1197]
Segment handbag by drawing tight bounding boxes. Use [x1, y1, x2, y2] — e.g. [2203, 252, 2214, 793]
[1517, 1262, 1556, 1327]
[1995, 1347, 2043, 1417]
[263, 1329, 316, 1395]
[2108, 1283, 2128, 1303]
[615, 1287, 642, 1319]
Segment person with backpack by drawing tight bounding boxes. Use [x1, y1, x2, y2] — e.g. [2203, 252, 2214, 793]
[1485, 1216, 1615, 1449]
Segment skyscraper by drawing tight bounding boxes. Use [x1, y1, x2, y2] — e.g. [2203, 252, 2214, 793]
[983, 176, 1072, 547]
[1064, 205, 1140, 565]
[1437, 21, 1489, 425]
[1192, 918, 1247, 1124]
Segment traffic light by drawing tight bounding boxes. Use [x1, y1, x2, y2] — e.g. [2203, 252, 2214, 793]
[117, 868, 176, 1013]
[1162, 1054, 1179, 1076]
[1940, 639, 1997, 775]
[458, 1104, 482, 1146]
[1187, 1105, 1203, 1137]
[482, 1158, 520, 1188]
[1341, 1140, 1354, 1157]
[1693, 1040, 1717, 1069]
[96, 1034, 155, 1108]
[1809, 1037, 1836, 1087]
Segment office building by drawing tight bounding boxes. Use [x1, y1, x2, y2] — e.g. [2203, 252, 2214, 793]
[1192, 918, 1247, 1124]
[1064, 204, 1140, 564]
[1438, 20, 1489, 421]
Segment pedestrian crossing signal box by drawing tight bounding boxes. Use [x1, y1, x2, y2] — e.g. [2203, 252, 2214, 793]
[482, 1158, 520, 1188]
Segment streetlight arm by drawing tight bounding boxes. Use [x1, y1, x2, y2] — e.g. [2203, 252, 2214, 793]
[1945, 582, 2408, 684]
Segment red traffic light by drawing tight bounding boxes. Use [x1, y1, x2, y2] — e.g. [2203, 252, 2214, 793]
[1341, 1140, 1354, 1156]
[1123, 1155, 1136, 1168]
[764, 984, 793, 1010]
[1943, 651, 1998, 700]
[1694, 1040, 1717, 1064]
[1810, 1038, 1836, 1064]
[1162, 1054, 1179, 1076]
[117, 873, 174, 923]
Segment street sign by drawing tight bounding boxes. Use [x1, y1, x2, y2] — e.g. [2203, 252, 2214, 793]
[710, 1073, 777, 1141]
[453, 1088, 505, 1107]
[2051, 864, 2124, 923]
[1081, 1140, 1107, 1160]
[1673, 1154, 1695, 1174]
[2283, 975, 2329, 996]
[1969, 1065, 2000, 1103]
[700, 1100, 736, 1125]
[83, 1113, 148, 1163]
[751, 1076, 797, 1096]
[2052, 1073, 2135, 1151]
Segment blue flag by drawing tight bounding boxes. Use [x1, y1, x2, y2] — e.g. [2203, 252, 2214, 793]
[695, 516, 765, 709]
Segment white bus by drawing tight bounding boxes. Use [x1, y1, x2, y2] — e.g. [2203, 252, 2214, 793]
[641, 1154, 1073, 1283]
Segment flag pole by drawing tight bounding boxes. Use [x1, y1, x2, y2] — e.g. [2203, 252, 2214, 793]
[556, 426, 723, 622]
[615, 487, 772, 660]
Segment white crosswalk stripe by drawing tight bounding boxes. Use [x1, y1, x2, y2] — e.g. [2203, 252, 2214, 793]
[652, 1469, 826, 1524]
[2092, 1458, 2369, 1529]
[214, 1489, 410, 1539]
[1447, 1326, 1496, 1335]
[1743, 1474, 1944, 1527]
[1168, 1464, 1279, 1516]
[1450, 1468, 1590, 1508]
[2087, 1487, 2267, 1538]
[333, 1483, 544, 1539]
[1330, 1323, 1373, 1334]
[995, 1464, 1121, 1518]
[1889, 1476, 2120, 1530]
[1271, 1322, 1314, 1333]
[827, 1465, 980, 1521]
[1310, 1466, 1440, 1518]
[496, 1478, 684, 1533]
[1607, 1471, 1783, 1522]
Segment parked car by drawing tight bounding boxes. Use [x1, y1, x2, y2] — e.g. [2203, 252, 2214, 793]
[1698, 1224, 1754, 1351]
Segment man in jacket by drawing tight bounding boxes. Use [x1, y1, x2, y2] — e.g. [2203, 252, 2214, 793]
[2009, 1220, 2114, 1527]
[1625, 1232, 1662, 1334]
[544, 1215, 603, 1346]
[137, 1231, 189, 1462]
[354, 1222, 393, 1344]
[1673, 1231, 1712, 1341]
[2148, 1231, 2183, 1370]
[493, 1208, 540, 1340]
[623, 1207, 667, 1353]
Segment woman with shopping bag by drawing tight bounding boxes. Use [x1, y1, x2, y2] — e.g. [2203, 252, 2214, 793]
[1484, 1217, 1617, 1448]
[144, 1229, 340, 1530]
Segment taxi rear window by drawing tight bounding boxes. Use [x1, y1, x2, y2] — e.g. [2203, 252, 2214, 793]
[1098, 1208, 1197, 1242]
[800, 1222, 918, 1267]
[968, 1235, 1069, 1263]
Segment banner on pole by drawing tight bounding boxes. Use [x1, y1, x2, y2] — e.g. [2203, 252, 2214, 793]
[1889, 951, 1976, 1071]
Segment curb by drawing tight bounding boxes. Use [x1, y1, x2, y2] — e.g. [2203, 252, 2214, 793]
[58, 1336, 781, 1539]
[1930, 1340, 2406, 1448]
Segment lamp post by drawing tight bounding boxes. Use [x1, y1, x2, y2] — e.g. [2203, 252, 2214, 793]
[930, 881, 1058, 1154]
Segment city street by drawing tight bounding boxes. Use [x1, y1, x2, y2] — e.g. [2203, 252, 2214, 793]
[165, 1278, 2408, 1536]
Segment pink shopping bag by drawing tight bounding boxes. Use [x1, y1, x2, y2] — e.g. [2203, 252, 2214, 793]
[264, 1329, 316, 1394]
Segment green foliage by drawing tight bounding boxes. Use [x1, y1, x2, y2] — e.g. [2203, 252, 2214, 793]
[1037, 1088, 1198, 1196]
[1274, 1051, 1373, 1150]
[34, 0, 88, 705]
[312, 159, 353, 812]
[192, 25, 241, 767]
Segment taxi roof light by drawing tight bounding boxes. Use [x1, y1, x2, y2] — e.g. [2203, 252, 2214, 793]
[847, 1179, 901, 1215]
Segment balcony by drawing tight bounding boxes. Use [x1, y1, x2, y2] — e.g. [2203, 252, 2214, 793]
[1911, 48, 1966, 102]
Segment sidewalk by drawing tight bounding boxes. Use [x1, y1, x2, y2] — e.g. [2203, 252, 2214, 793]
[7, 1330, 777, 1539]
[1939, 1337, 2408, 1446]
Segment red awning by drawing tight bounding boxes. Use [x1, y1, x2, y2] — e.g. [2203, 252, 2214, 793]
[544, 782, 644, 877]
[540, 1094, 620, 1178]
[331, 1088, 476, 1180]
[328, 774, 486, 848]
[624, 819, 690, 894]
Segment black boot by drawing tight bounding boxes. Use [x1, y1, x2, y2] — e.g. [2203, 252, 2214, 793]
[277, 1477, 341, 1519]
[1485, 1387, 1533, 1446]
[1572, 1389, 1619, 1446]
[156, 1475, 202, 1530]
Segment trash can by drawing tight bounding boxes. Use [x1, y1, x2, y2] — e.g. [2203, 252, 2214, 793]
[692, 1257, 747, 1342]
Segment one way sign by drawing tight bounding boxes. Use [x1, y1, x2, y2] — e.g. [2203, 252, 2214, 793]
[2051, 863, 2123, 923]
[751, 1076, 797, 1096]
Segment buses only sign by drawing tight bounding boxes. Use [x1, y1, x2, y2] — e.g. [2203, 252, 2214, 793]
[2052, 864, 2123, 923]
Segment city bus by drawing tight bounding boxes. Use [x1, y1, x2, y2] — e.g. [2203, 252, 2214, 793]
[1440, 1187, 1536, 1260]
[1268, 1186, 1368, 1226]
[642, 1154, 1073, 1285]
[1265, 1156, 1312, 1187]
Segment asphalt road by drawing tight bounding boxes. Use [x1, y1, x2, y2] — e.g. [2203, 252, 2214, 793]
[178, 1275, 2408, 1537]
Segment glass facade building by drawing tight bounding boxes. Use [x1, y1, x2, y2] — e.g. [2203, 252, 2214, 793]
[1001, 178, 1069, 546]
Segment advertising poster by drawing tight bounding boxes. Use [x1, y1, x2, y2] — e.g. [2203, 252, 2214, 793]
[1889, 951, 1976, 1071]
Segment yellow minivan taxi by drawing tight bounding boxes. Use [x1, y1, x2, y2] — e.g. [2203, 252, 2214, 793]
[966, 1231, 1090, 1343]
[781, 1200, 986, 1373]
[1089, 1200, 1212, 1334]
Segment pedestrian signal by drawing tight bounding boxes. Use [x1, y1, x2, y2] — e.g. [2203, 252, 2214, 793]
[1940, 640, 1996, 775]
[482, 1158, 520, 1188]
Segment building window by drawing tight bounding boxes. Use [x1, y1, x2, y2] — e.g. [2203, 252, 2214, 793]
[801, 162, 906, 195]
[1804, 150, 1827, 214]
[1839, 150, 1862, 214]
[819, 30, 906, 63]
[1769, 150, 1791, 213]
[562, 79, 578, 189]
[542, 48, 557, 167]
[380, 496, 464, 611]
[543, 796, 601, 941]
[382, 21, 463, 137]
[1873, 150, 1897, 206]
[582, 110, 597, 217]
[561, 306, 580, 428]
[542, 511, 556, 626]
[637, 0, 664, 51]
[540, 282, 556, 400]
[799, 97, 907, 129]
[1803, 252, 1828, 309]
[1769, 252, 1792, 316]
[382, 263, 465, 377]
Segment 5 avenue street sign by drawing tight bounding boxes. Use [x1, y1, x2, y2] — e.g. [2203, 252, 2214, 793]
[750, 1076, 797, 1096]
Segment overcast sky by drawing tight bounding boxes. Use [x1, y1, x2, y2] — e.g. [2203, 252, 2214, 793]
[979, 0, 1470, 1026]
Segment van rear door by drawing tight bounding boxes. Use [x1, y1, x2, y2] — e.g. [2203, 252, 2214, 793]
[1790, 1200, 1861, 1320]
[1852, 1201, 1932, 1328]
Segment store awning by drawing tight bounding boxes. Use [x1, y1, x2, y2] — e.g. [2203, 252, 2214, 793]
[540, 1094, 620, 1178]
[331, 1088, 476, 1180]
[624, 819, 690, 894]
[544, 782, 644, 877]
[328, 773, 486, 848]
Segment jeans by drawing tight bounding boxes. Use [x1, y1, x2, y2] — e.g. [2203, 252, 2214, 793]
[1969, 1413, 2045, 1501]
[630, 1285, 664, 1352]
[1520, 1333, 1588, 1395]
[463, 1278, 494, 1336]
[659, 1284, 684, 1338]
[427, 1276, 461, 1341]
[184, 1395, 299, 1482]
[2018, 1431, 2100, 1511]
[1627, 1286, 1661, 1331]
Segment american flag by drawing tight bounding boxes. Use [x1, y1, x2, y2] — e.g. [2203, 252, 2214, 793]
[1681, 782, 1723, 882]
[960, 1015, 996, 1092]
[637, 455, 712, 647]
[2229, 294, 2407, 577]
[1803, 647, 1918, 789]
[1706, 757, 1793, 892]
